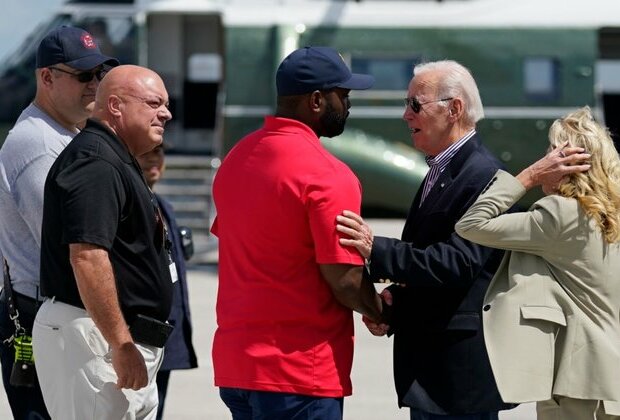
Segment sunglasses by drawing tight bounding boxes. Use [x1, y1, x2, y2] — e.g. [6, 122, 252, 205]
[404, 97, 453, 113]
[48, 66, 107, 83]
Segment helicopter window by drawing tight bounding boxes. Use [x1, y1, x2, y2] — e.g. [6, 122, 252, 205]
[67, 0, 133, 3]
[523, 56, 559, 101]
[351, 56, 420, 91]
[0, 14, 71, 125]
[73, 17, 137, 65]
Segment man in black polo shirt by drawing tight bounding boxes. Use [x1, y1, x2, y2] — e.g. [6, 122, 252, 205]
[33, 64, 174, 420]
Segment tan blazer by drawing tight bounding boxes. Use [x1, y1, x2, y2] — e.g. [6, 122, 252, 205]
[455, 170, 620, 409]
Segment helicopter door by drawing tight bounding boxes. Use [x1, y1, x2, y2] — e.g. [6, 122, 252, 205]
[598, 28, 620, 150]
[146, 13, 224, 155]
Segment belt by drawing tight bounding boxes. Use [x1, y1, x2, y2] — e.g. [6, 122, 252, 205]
[0, 290, 41, 327]
[12, 292, 42, 308]
[1, 290, 41, 310]
[13, 292, 42, 322]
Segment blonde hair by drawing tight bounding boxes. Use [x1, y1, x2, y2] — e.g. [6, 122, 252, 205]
[550, 106, 620, 243]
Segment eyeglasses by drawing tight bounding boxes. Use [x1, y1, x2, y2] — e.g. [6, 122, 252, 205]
[48, 66, 107, 83]
[404, 97, 453, 113]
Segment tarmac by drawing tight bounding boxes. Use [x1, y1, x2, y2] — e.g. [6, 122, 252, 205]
[0, 219, 536, 419]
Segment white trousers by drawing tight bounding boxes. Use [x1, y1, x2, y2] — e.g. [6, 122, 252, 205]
[32, 299, 164, 420]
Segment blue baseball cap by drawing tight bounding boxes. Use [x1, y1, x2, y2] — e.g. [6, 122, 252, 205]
[276, 46, 374, 96]
[36, 26, 119, 70]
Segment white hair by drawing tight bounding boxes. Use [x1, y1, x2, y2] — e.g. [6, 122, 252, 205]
[413, 60, 484, 126]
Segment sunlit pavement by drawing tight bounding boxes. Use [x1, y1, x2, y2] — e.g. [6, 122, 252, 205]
[0, 220, 535, 419]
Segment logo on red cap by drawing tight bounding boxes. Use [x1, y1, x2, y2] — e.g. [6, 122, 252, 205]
[81, 34, 96, 49]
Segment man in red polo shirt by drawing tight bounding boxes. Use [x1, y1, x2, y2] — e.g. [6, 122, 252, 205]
[211, 46, 387, 419]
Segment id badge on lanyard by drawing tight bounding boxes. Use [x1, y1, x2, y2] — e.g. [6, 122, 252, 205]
[169, 259, 178, 283]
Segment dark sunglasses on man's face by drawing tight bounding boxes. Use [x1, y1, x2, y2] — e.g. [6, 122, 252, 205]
[404, 97, 453, 113]
[48, 66, 107, 83]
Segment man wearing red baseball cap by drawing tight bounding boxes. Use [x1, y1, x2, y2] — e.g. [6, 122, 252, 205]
[0, 25, 118, 419]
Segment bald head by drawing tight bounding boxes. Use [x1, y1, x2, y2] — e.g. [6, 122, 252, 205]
[93, 65, 172, 156]
[94, 65, 164, 117]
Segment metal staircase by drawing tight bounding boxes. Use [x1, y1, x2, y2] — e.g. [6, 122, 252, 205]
[153, 155, 220, 265]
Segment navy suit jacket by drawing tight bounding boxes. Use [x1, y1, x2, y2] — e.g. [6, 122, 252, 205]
[157, 196, 198, 371]
[368, 135, 512, 414]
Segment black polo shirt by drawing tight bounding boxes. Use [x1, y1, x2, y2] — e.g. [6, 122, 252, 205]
[40, 119, 172, 323]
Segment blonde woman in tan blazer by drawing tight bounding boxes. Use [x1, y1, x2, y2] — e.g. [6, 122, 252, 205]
[456, 107, 620, 419]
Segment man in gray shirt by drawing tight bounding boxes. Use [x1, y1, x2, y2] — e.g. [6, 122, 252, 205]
[0, 25, 117, 418]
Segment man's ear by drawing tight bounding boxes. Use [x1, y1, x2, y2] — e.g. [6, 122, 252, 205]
[38, 68, 54, 88]
[308, 90, 324, 114]
[449, 97, 464, 121]
[108, 95, 123, 118]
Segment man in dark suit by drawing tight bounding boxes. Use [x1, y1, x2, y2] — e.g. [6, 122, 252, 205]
[137, 144, 198, 419]
[336, 60, 514, 420]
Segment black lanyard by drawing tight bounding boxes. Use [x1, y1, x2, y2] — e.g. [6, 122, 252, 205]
[2, 259, 25, 342]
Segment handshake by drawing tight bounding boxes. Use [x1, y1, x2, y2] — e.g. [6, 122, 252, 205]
[364, 288, 394, 336]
